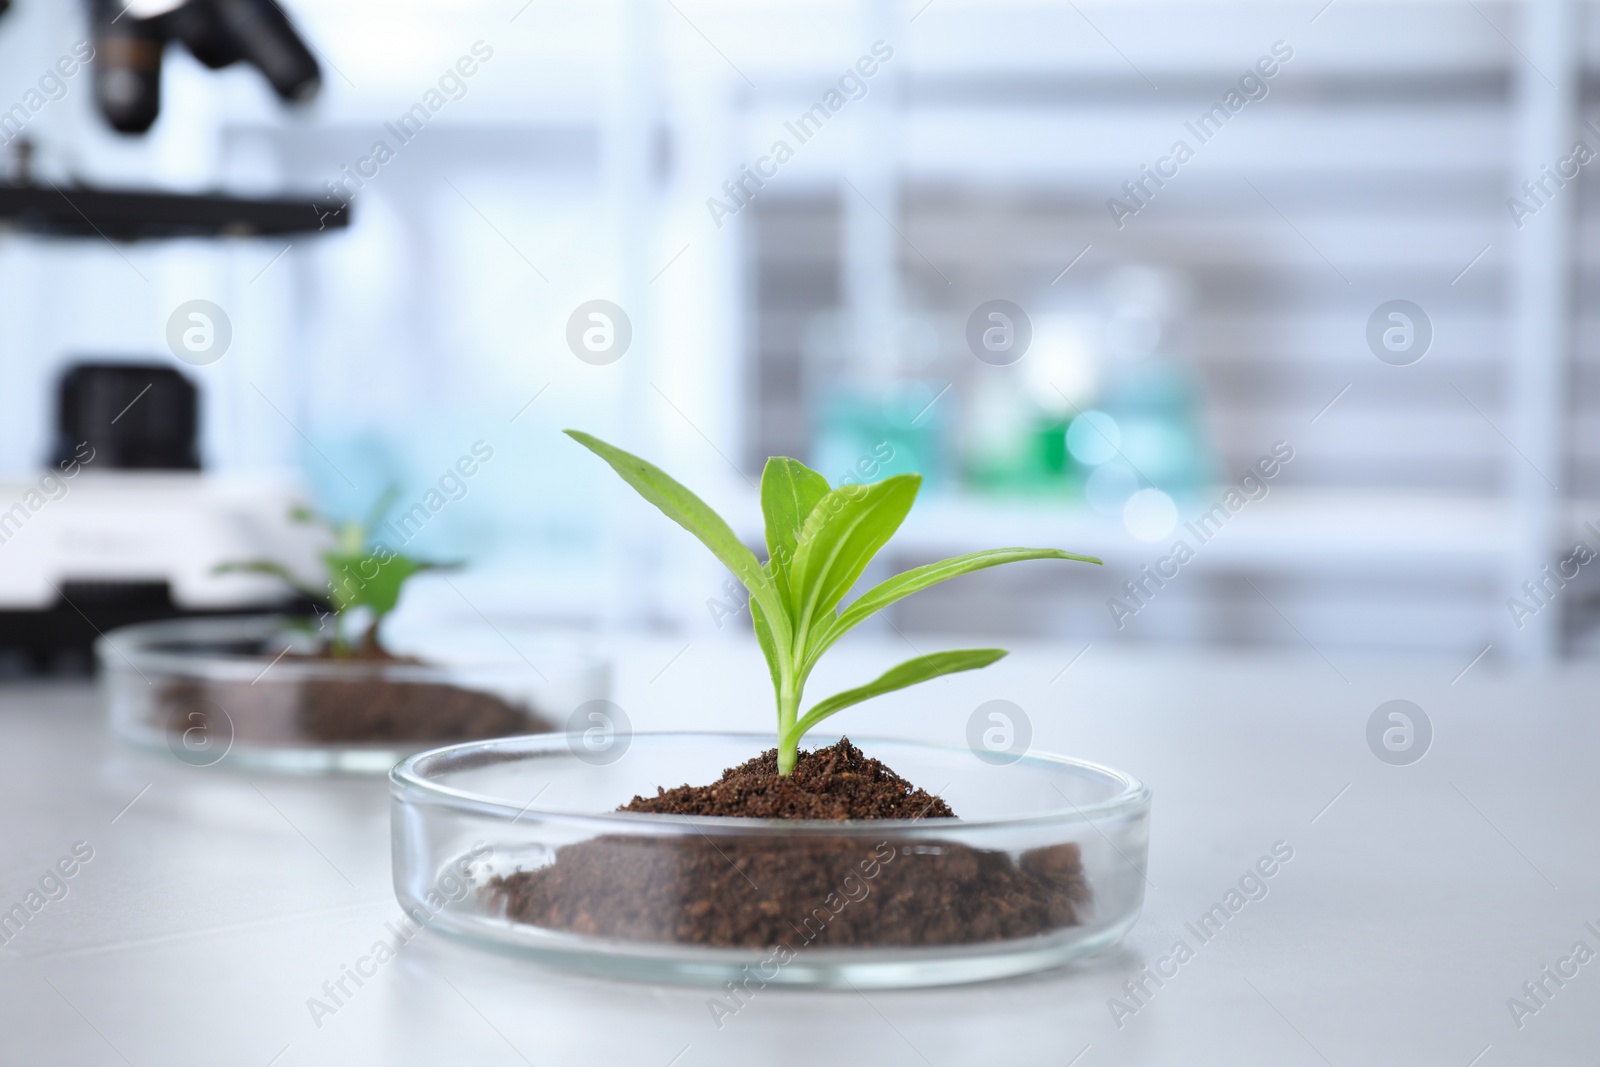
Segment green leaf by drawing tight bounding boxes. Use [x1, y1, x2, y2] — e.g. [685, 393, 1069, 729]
[782, 648, 1008, 749]
[759, 457, 830, 613]
[288, 505, 335, 533]
[787, 474, 920, 634]
[325, 554, 459, 616]
[747, 593, 784, 699]
[358, 557, 417, 616]
[565, 430, 790, 645]
[325, 552, 421, 616]
[809, 548, 1101, 667]
[213, 560, 324, 602]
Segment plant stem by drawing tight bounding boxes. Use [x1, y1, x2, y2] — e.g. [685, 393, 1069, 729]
[776, 680, 802, 775]
[360, 614, 382, 655]
[776, 614, 813, 776]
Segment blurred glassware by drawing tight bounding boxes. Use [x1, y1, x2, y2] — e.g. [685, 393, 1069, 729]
[962, 312, 1097, 498]
[1123, 487, 1180, 543]
[1084, 460, 1139, 516]
[811, 379, 948, 492]
[956, 265, 1212, 516]
[1091, 267, 1214, 530]
[805, 306, 953, 490]
[1065, 410, 1121, 467]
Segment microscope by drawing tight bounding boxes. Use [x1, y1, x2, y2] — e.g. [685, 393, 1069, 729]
[86, 0, 322, 134]
[0, 0, 345, 236]
[0, 1, 341, 669]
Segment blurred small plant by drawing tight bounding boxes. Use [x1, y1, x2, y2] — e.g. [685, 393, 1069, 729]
[567, 431, 1100, 774]
[217, 488, 452, 657]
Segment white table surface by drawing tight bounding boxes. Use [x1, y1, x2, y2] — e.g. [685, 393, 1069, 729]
[1, 635, 1596, 1067]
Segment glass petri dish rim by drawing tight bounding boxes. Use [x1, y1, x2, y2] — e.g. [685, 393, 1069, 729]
[97, 614, 605, 685]
[390, 731, 1151, 837]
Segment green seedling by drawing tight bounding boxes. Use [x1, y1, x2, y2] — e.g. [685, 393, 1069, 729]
[566, 431, 1101, 774]
[217, 488, 452, 656]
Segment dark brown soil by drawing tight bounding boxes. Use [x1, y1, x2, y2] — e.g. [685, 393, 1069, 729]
[294, 677, 546, 742]
[159, 675, 551, 745]
[621, 738, 956, 820]
[488, 739, 1088, 948]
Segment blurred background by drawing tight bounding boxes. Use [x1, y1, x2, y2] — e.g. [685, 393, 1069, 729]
[0, 0, 1594, 672]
